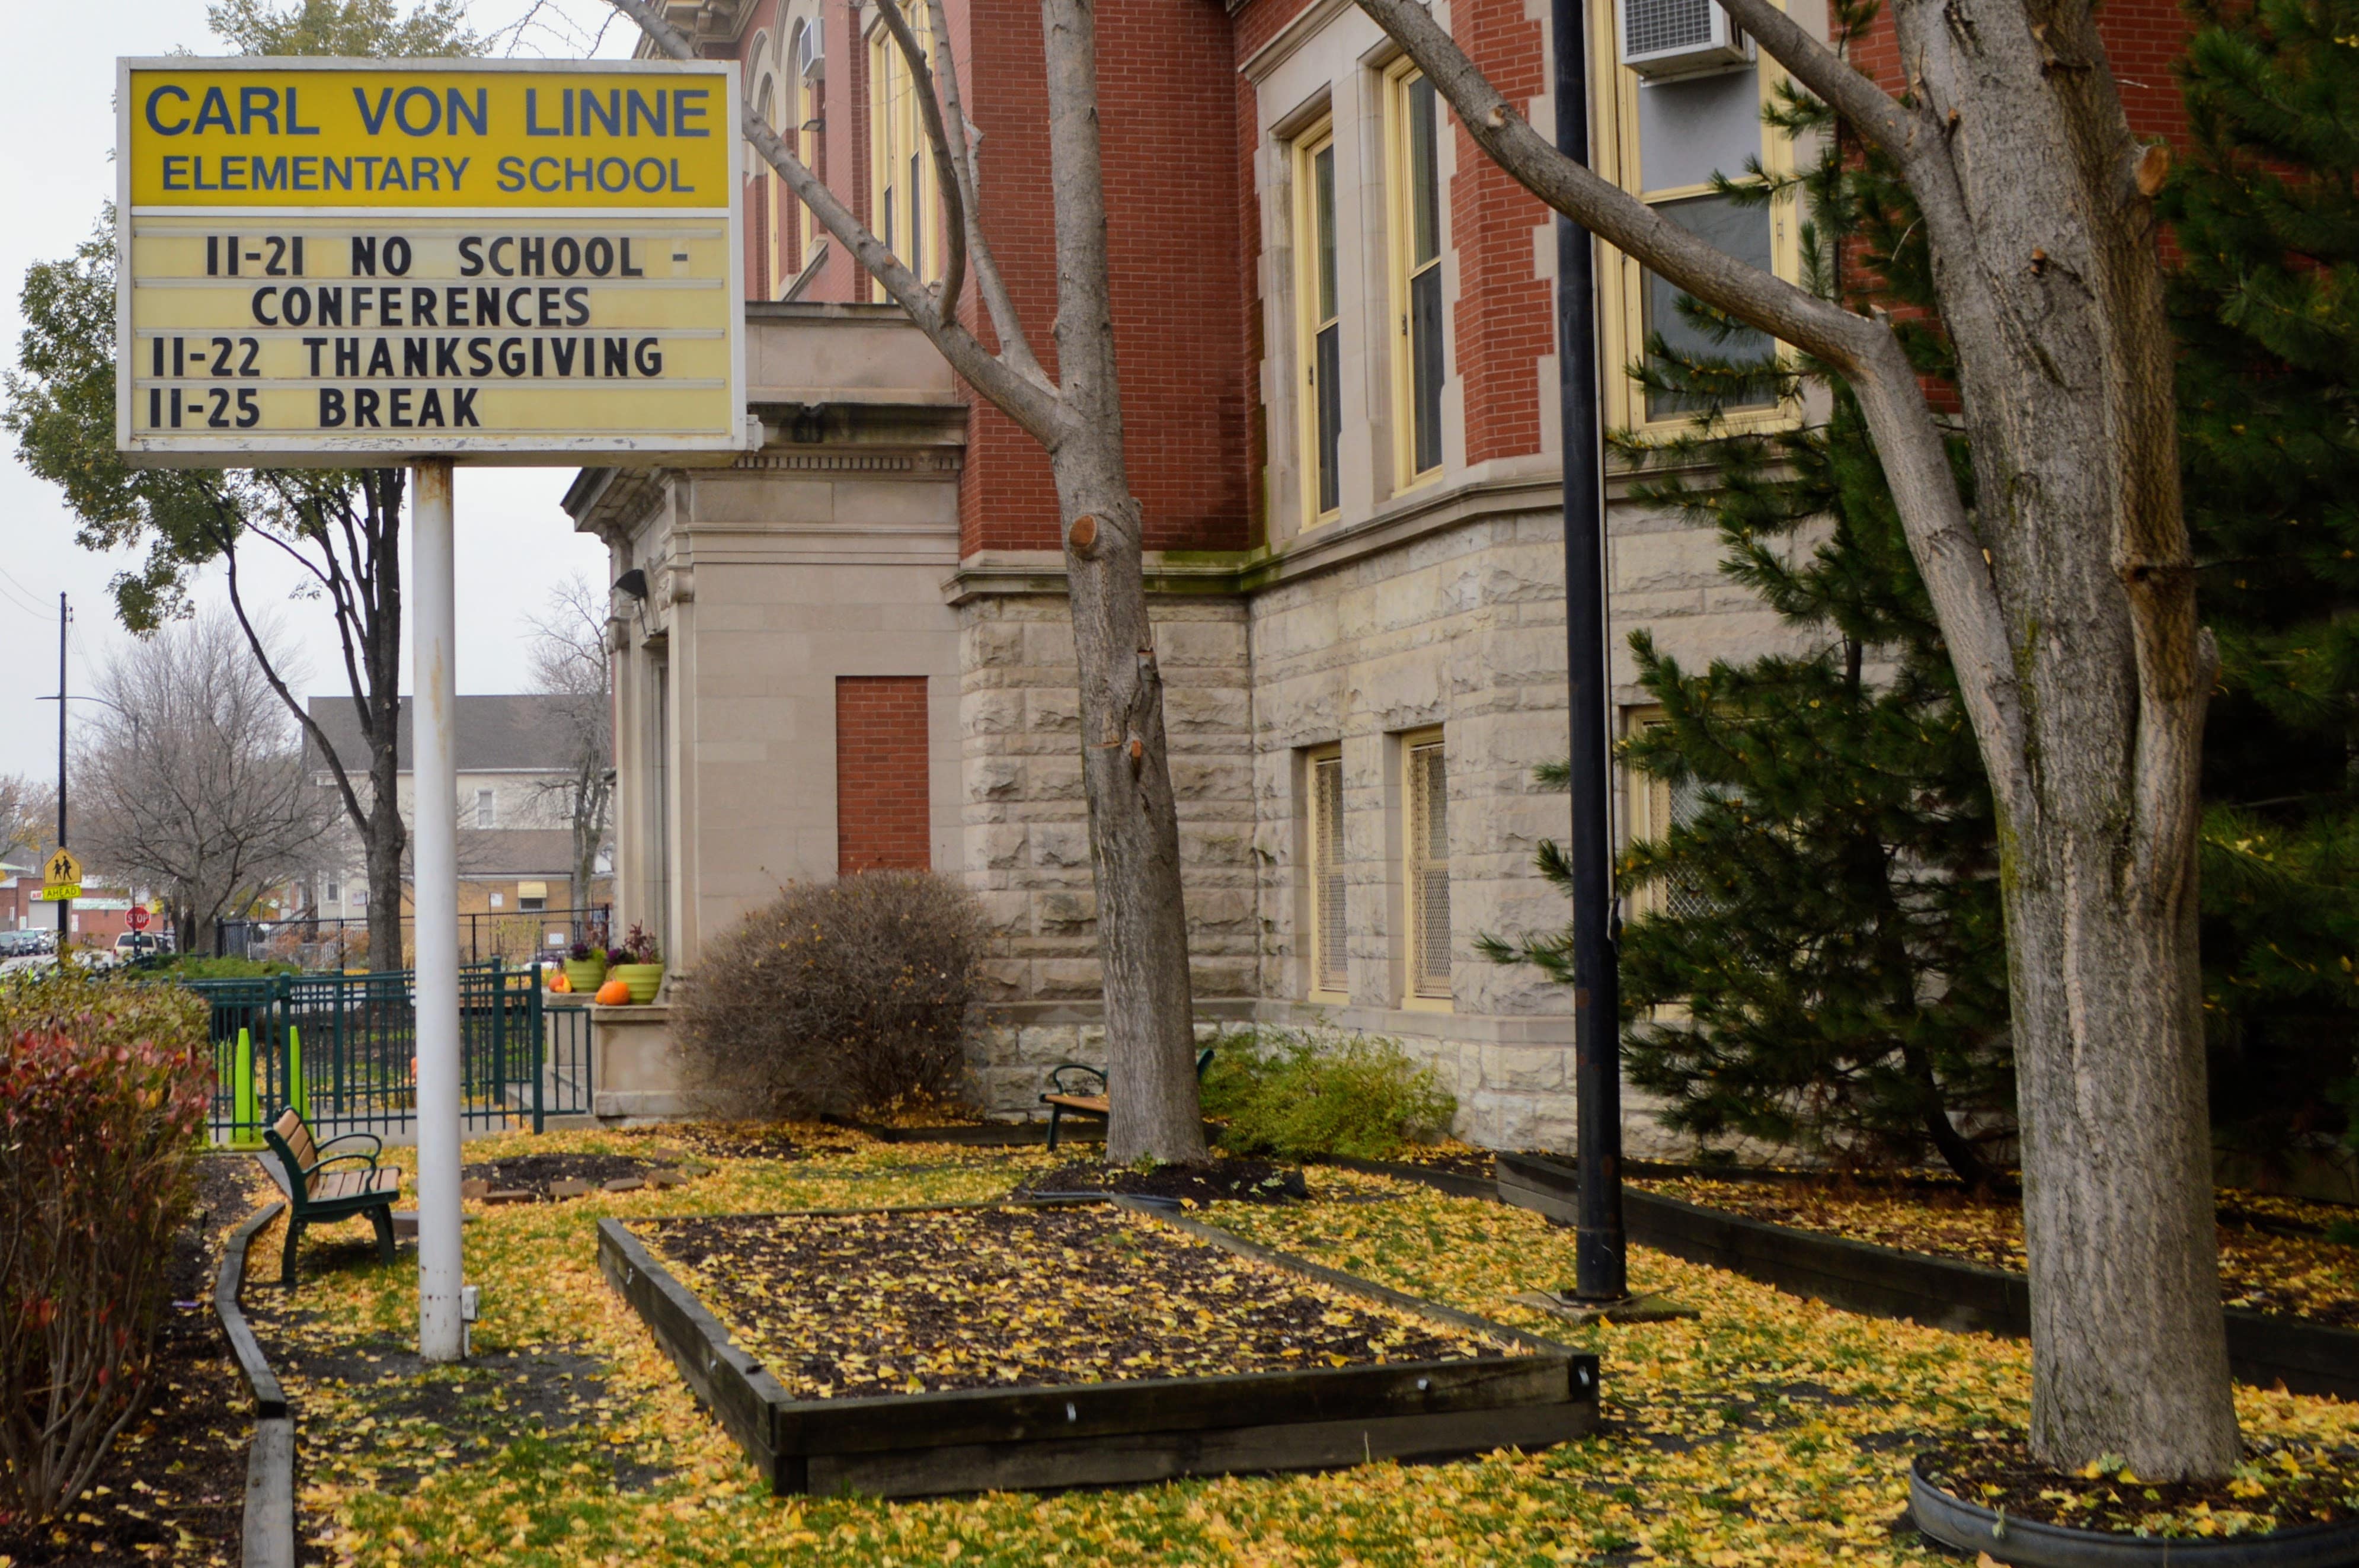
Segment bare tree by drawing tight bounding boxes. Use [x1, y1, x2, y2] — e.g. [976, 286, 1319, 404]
[75, 612, 335, 952]
[612, 0, 1207, 1163]
[0, 776, 57, 867]
[526, 575, 615, 916]
[5, 1, 480, 972]
[1345, 0, 2230, 1477]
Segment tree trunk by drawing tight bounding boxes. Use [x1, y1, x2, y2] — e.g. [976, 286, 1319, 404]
[365, 763, 405, 972]
[1040, 0, 1205, 1167]
[1884, 0, 2239, 1479]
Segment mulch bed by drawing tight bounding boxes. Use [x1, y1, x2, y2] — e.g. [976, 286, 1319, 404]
[0, 1155, 261, 1567]
[637, 1206, 1512, 1401]
[622, 1124, 835, 1162]
[1364, 1146, 1501, 1182]
[1920, 1436, 2359, 1537]
[1635, 1173, 2359, 1326]
[458, 1151, 679, 1198]
[1014, 1158, 1309, 1207]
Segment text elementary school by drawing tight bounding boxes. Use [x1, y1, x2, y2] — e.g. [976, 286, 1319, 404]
[114, 57, 749, 468]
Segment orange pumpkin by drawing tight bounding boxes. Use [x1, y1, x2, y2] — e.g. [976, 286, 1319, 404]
[548, 969, 571, 993]
[595, 977, 632, 1006]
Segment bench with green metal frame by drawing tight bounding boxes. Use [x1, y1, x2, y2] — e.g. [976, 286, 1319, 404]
[1040, 1047, 1216, 1150]
[261, 1109, 402, 1288]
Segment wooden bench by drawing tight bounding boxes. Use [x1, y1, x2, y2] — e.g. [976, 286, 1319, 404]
[1040, 1048, 1216, 1150]
[261, 1109, 402, 1288]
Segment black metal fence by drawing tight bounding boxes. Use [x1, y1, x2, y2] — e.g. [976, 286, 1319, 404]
[188, 960, 595, 1143]
[216, 905, 612, 972]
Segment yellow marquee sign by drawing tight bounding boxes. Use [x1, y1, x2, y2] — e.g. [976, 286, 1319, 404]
[116, 57, 747, 467]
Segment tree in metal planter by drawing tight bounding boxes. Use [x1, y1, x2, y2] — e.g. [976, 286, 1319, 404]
[609, 0, 1206, 1164]
[1353, 0, 2239, 1479]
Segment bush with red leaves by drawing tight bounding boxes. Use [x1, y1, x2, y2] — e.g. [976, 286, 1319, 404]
[0, 972, 209, 1521]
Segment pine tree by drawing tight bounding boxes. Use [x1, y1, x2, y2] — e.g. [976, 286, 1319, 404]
[1483, 34, 2016, 1183]
[2168, 0, 2359, 1159]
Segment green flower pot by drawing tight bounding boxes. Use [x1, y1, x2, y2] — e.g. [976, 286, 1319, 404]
[610, 962, 664, 1004]
[563, 958, 607, 994]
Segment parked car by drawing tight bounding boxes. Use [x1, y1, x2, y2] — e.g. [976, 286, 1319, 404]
[114, 932, 166, 958]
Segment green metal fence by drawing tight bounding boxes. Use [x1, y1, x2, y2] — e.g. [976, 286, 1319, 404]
[190, 959, 595, 1143]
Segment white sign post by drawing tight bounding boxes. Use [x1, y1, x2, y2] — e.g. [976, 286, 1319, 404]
[118, 56, 744, 1363]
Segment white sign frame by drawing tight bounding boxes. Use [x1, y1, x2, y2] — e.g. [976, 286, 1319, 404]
[114, 56, 749, 469]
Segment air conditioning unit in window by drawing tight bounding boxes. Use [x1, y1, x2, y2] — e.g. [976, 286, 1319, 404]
[1619, 0, 1754, 78]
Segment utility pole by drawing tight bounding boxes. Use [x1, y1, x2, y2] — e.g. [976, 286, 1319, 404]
[56, 593, 68, 943]
[1552, 0, 1628, 1301]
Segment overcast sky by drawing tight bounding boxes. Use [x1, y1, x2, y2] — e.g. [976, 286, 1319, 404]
[0, 0, 641, 782]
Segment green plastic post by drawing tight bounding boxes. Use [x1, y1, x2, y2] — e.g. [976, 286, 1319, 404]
[288, 1023, 308, 1120]
[234, 1026, 260, 1147]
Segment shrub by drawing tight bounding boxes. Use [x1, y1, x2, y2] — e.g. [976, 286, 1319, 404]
[679, 872, 989, 1118]
[0, 972, 209, 1518]
[1203, 1025, 1456, 1160]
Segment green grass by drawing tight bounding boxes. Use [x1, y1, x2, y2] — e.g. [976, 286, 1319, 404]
[238, 1128, 2359, 1567]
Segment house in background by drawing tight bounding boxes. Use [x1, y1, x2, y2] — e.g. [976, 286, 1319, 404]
[304, 695, 613, 932]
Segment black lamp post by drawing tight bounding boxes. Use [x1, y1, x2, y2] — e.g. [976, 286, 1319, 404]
[1552, 0, 1628, 1302]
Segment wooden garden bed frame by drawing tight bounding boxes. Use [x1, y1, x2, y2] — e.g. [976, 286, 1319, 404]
[1490, 1151, 2359, 1401]
[597, 1198, 1599, 1497]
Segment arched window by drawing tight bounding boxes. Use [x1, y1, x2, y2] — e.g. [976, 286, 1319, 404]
[791, 19, 821, 271]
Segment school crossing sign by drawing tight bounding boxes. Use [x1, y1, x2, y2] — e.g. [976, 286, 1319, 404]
[116, 58, 748, 466]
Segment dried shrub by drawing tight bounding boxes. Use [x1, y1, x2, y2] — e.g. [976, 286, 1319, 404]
[0, 972, 210, 1519]
[1204, 1025, 1457, 1160]
[680, 872, 988, 1118]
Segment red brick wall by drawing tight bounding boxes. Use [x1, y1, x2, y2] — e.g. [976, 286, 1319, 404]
[954, 0, 1250, 555]
[835, 677, 933, 875]
[1449, 0, 1555, 465]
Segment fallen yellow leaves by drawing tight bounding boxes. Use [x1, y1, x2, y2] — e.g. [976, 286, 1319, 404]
[1636, 1174, 2359, 1326]
[216, 1129, 2359, 1567]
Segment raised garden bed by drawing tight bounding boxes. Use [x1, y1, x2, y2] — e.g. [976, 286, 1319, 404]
[1014, 1157, 1309, 1207]
[820, 1112, 1097, 1147]
[598, 1200, 1597, 1497]
[1496, 1152, 2359, 1400]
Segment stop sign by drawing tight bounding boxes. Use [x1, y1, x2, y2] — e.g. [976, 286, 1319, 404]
[127, 907, 150, 932]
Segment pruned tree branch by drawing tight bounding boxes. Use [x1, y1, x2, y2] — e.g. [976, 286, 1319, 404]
[871, 0, 966, 325]
[1350, 0, 2028, 824]
[608, 0, 1063, 437]
[1710, 0, 1913, 159]
[922, 0, 1043, 379]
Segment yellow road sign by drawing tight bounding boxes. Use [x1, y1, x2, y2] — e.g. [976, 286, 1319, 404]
[36, 885, 82, 903]
[115, 57, 747, 469]
[42, 848, 83, 889]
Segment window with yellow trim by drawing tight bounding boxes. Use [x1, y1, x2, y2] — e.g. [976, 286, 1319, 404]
[792, 23, 819, 270]
[1403, 731, 1450, 1002]
[867, 9, 939, 303]
[1596, 4, 1800, 429]
[1384, 62, 1445, 487]
[1293, 119, 1342, 527]
[1622, 707, 1709, 921]
[1305, 745, 1348, 999]
[756, 76, 789, 298]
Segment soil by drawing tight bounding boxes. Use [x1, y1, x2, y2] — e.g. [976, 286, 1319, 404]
[1359, 1146, 1500, 1181]
[624, 1123, 832, 1162]
[458, 1151, 667, 1196]
[245, 1330, 664, 1499]
[1635, 1173, 2359, 1327]
[0, 1155, 262, 1567]
[639, 1205, 1511, 1400]
[1014, 1158, 1309, 1207]
[1920, 1436, 2359, 1537]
